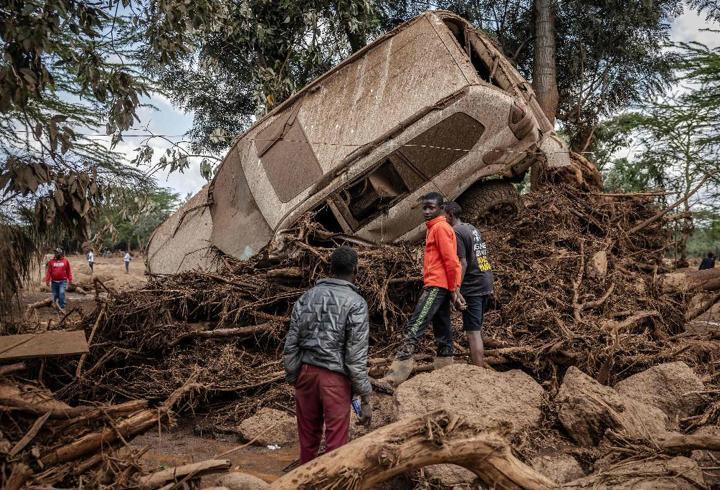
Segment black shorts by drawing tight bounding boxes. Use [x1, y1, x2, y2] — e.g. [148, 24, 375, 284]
[462, 295, 490, 332]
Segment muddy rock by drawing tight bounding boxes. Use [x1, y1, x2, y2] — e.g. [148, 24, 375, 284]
[531, 453, 585, 484]
[213, 472, 269, 490]
[564, 456, 705, 489]
[395, 364, 544, 487]
[556, 367, 669, 447]
[586, 250, 608, 281]
[614, 362, 704, 420]
[421, 464, 478, 488]
[237, 408, 296, 446]
[395, 364, 545, 432]
[690, 425, 720, 487]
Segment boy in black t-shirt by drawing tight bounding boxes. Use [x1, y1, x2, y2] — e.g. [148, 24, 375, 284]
[444, 202, 494, 367]
[699, 252, 715, 270]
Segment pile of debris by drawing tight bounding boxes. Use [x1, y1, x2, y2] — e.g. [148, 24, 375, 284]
[0, 364, 209, 488]
[3, 185, 719, 487]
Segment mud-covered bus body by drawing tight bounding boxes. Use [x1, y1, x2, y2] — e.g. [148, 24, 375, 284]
[146, 11, 569, 274]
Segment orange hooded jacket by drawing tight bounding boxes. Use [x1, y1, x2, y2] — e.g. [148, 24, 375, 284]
[423, 216, 461, 291]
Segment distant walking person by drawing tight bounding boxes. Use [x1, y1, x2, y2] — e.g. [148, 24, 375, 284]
[44, 248, 72, 313]
[283, 246, 372, 464]
[87, 249, 95, 273]
[124, 251, 132, 273]
[444, 202, 494, 367]
[700, 252, 716, 270]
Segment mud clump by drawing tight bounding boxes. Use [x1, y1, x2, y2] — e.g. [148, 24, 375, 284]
[237, 408, 297, 446]
[531, 453, 585, 484]
[556, 366, 670, 447]
[395, 364, 544, 433]
[212, 472, 270, 490]
[613, 361, 705, 420]
[395, 364, 545, 487]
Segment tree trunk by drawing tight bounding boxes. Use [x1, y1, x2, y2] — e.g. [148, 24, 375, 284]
[270, 409, 556, 489]
[661, 267, 720, 293]
[139, 459, 232, 489]
[532, 0, 559, 125]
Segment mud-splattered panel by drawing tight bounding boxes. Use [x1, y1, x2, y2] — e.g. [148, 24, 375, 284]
[146, 185, 216, 274]
[211, 144, 273, 259]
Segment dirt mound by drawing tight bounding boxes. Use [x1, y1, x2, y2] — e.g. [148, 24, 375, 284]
[556, 366, 669, 447]
[395, 364, 544, 433]
[237, 408, 296, 446]
[395, 364, 544, 487]
[614, 362, 705, 420]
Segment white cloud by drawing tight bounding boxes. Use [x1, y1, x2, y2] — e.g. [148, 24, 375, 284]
[671, 10, 720, 48]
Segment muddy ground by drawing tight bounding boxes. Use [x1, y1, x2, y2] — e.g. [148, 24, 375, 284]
[19, 255, 300, 484]
[130, 422, 298, 484]
[21, 254, 147, 323]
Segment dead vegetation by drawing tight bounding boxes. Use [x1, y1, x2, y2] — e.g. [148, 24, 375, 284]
[2, 185, 720, 488]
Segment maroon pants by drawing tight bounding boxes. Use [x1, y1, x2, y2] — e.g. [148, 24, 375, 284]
[294, 364, 351, 464]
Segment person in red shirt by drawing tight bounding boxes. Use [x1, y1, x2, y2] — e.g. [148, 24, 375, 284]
[380, 192, 463, 387]
[44, 248, 72, 312]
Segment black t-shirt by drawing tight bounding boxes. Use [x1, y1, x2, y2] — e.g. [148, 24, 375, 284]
[699, 257, 715, 270]
[454, 222, 493, 297]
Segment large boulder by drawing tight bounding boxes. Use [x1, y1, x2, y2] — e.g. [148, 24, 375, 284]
[556, 367, 669, 447]
[614, 362, 705, 421]
[531, 453, 585, 484]
[564, 456, 705, 489]
[237, 408, 297, 446]
[395, 364, 545, 433]
[395, 364, 545, 487]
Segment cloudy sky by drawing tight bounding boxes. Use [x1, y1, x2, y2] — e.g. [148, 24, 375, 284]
[118, 8, 719, 200]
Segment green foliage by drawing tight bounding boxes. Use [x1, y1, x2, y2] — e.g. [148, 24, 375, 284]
[94, 186, 181, 251]
[0, 0, 155, 312]
[677, 39, 720, 150]
[601, 97, 718, 198]
[688, 0, 720, 22]
[688, 210, 720, 258]
[595, 38, 720, 259]
[555, 0, 682, 151]
[141, 0, 379, 153]
[141, 0, 684, 154]
[0, 0, 153, 233]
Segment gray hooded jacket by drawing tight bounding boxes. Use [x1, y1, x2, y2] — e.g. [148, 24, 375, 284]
[283, 278, 371, 396]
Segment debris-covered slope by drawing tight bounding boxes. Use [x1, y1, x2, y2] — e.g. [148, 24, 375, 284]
[3, 186, 719, 488]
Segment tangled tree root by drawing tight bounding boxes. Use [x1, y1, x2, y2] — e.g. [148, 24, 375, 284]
[271, 409, 556, 490]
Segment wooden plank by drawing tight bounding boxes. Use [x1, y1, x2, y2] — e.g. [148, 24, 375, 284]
[0, 331, 88, 361]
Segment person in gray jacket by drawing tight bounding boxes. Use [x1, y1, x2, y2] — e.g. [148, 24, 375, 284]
[283, 246, 372, 464]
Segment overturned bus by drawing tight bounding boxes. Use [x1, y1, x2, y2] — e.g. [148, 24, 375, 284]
[146, 10, 570, 274]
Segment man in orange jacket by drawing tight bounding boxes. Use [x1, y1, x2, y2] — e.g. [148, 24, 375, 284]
[380, 192, 463, 387]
